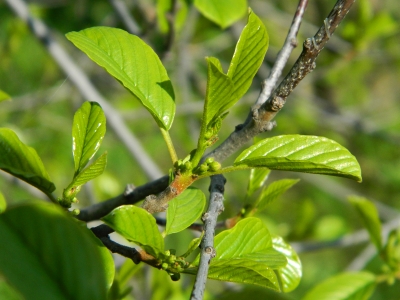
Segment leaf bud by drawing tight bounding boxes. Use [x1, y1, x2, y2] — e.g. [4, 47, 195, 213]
[208, 161, 221, 172]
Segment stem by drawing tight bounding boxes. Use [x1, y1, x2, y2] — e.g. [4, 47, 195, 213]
[160, 127, 178, 164]
[46, 192, 59, 204]
[195, 165, 256, 180]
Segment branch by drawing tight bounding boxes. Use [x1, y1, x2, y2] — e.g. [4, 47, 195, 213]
[206, 0, 355, 163]
[77, 176, 169, 222]
[5, 0, 163, 181]
[191, 175, 226, 300]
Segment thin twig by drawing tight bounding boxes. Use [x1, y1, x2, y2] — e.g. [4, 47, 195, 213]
[206, 0, 356, 163]
[5, 0, 163, 181]
[191, 175, 226, 300]
[77, 176, 169, 222]
[256, 0, 309, 104]
[108, 0, 142, 35]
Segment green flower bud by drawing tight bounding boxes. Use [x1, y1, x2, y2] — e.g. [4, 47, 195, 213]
[205, 157, 214, 164]
[161, 263, 168, 270]
[208, 161, 221, 172]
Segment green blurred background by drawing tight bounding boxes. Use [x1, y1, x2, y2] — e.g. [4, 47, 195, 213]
[0, 0, 399, 299]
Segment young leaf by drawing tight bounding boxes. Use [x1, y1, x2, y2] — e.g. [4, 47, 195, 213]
[68, 152, 107, 189]
[0, 202, 114, 300]
[0, 192, 6, 213]
[213, 217, 272, 259]
[202, 57, 235, 126]
[273, 235, 302, 293]
[348, 196, 382, 251]
[234, 135, 362, 182]
[0, 128, 55, 194]
[302, 272, 376, 300]
[227, 9, 269, 101]
[194, 0, 247, 29]
[204, 259, 280, 291]
[166, 188, 206, 235]
[246, 168, 271, 197]
[102, 205, 164, 257]
[66, 27, 175, 130]
[181, 232, 204, 258]
[256, 179, 299, 213]
[72, 101, 106, 174]
[0, 90, 11, 102]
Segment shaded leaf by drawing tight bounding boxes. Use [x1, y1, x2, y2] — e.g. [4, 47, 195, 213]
[234, 135, 362, 182]
[194, 0, 247, 29]
[72, 101, 106, 174]
[69, 152, 107, 188]
[0, 90, 11, 102]
[227, 9, 269, 101]
[348, 196, 382, 251]
[66, 27, 175, 130]
[273, 235, 302, 293]
[0, 202, 114, 300]
[166, 188, 206, 235]
[202, 57, 235, 126]
[102, 205, 164, 257]
[0, 128, 55, 194]
[246, 168, 271, 197]
[302, 272, 376, 300]
[256, 179, 299, 212]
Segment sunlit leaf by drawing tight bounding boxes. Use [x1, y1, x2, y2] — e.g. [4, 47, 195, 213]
[66, 27, 175, 130]
[185, 258, 281, 291]
[166, 188, 206, 235]
[0, 192, 5, 213]
[0, 128, 55, 194]
[246, 168, 271, 197]
[227, 9, 269, 101]
[69, 152, 107, 188]
[72, 101, 106, 174]
[348, 196, 382, 251]
[181, 232, 204, 258]
[302, 272, 376, 300]
[194, 0, 247, 29]
[256, 179, 299, 212]
[273, 235, 302, 293]
[0, 90, 11, 102]
[202, 57, 235, 126]
[235, 135, 362, 182]
[0, 202, 114, 300]
[102, 205, 164, 257]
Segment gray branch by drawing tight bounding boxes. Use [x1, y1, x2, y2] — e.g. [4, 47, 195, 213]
[5, 0, 163, 181]
[108, 0, 142, 35]
[191, 175, 226, 300]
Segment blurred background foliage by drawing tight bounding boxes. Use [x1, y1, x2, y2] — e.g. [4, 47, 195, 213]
[0, 0, 399, 299]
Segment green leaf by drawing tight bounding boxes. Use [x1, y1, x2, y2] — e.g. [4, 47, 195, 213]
[69, 152, 107, 189]
[194, 0, 247, 29]
[0, 202, 114, 300]
[66, 27, 175, 130]
[102, 205, 164, 257]
[348, 196, 382, 251]
[246, 168, 271, 197]
[0, 128, 55, 194]
[302, 272, 376, 300]
[227, 9, 269, 101]
[181, 232, 204, 258]
[188, 218, 284, 290]
[157, 0, 189, 33]
[272, 235, 302, 293]
[0, 90, 11, 102]
[256, 179, 299, 213]
[0, 192, 6, 213]
[72, 101, 106, 174]
[202, 57, 235, 126]
[205, 259, 280, 291]
[234, 135, 362, 182]
[0, 279, 23, 300]
[214, 218, 272, 259]
[166, 188, 206, 235]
